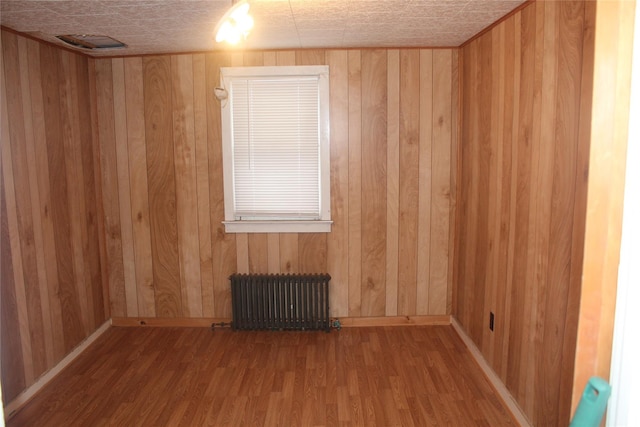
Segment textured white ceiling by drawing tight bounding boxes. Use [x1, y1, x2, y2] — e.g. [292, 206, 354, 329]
[0, 0, 528, 56]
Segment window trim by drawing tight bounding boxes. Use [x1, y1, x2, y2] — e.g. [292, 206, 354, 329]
[220, 65, 332, 233]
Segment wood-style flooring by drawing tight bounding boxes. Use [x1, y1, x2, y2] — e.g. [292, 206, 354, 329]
[7, 326, 517, 426]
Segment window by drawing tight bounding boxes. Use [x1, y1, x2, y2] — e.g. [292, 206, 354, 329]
[220, 65, 331, 233]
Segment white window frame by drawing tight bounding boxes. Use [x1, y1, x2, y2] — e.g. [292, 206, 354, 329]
[220, 65, 332, 233]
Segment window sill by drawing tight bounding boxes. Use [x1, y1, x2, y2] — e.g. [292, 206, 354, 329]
[223, 220, 332, 233]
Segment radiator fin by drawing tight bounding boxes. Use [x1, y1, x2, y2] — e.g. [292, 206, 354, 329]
[230, 274, 330, 332]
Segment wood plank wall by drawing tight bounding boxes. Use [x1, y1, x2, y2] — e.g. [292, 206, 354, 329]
[454, 1, 592, 425]
[0, 29, 108, 404]
[92, 48, 458, 321]
[571, 0, 635, 415]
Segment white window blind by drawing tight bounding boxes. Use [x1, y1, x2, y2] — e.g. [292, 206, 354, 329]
[230, 76, 320, 219]
[220, 66, 331, 233]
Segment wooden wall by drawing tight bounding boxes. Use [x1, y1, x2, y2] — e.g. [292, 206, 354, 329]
[0, 30, 108, 404]
[0, 30, 458, 406]
[454, 1, 592, 425]
[571, 0, 635, 414]
[93, 48, 458, 321]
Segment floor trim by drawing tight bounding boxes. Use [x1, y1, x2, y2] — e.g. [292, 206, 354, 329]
[111, 315, 451, 328]
[111, 317, 231, 327]
[337, 315, 451, 327]
[451, 318, 532, 427]
[4, 320, 111, 420]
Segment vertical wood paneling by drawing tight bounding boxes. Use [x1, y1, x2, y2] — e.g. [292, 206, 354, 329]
[94, 58, 126, 318]
[482, 29, 501, 363]
[416, 50, 433, 316]
[347, 50, 362, 317]
[296, 50, 325, 67]
[235, 233, 249, 274]
[42, 45, 88, 351]
[3, 32, 47, 379]
[327, 49, 349, 317]
[1, 161, 26, 403]
[111, 58, 138, 317]
[75, 52, 104, 331]
[385, 50, 400, 317]
[508, 3, 535, 400]
[530, 1, 558, 420]
[267, 234, 280, 274]
[541, 0, 583, 419]
[397, 50, 420, 316]
[448, 49, 460, 315]
[298, 234, 327, 273]
[4, 44, 436, 331]
[456, 44, 475, 329]
[192, 54, 214, 317]
[61, 51, 93, 337]
[446, 49, 462, 313]
[1, 114, 34, 383]
[472, 33, 492, 349]
[248, 234, 268, 273]
[248, 233, 268, 273]
[1, 29, 107, 403]
[430, 50, 453, 315]
[500, 14, 521, 382]
[1, 32, 33, 394]
[88, 57, 111, 325]
[279, 234, 298, 273]
[89, 47, 456, 322]
[206, 52, 236, 318]
[263, 51, 276, 66]
[455, 2, 591, 424]
[143, 56, 182, 317]
[17, 36, 54, 368]
[360, 50, 387, 316]
[277, 51, 296, 65]
[171, 54, 202, 317]
[16, 42, 55, 378]
[520, 3, 546, 413]
[124, 57, 155, 318]
[25, 39, 66, 361]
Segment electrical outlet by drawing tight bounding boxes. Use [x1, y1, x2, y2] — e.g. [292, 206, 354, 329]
[489, 312, 495, 331]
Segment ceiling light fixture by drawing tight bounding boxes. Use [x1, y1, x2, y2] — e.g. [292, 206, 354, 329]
[215, 0, 254, 45]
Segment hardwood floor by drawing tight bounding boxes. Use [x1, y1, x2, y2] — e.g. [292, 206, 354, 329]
[7, 326, 517, 426]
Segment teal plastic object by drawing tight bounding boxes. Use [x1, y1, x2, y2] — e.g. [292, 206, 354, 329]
[569, 376, 612, 427]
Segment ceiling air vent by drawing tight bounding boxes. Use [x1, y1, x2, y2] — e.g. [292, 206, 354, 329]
[56, 34, 126, 50]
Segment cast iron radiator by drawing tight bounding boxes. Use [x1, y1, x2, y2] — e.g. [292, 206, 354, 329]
[229, 273, 331, 332]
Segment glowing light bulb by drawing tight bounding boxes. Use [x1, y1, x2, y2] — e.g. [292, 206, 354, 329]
[227, 28, 241, 45]
[230, 3, 250, 21]
[215, 1, 253, 45]
[215, 21, 233, 43]
[237, 14, 254, 32]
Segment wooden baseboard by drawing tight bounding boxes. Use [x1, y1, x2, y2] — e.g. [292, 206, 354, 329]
[111, 315, 451, 328]
[451, 318, 532, 427]
[111, 317, 232, 327]
[4, 320, 111, 420]
[337, 315, 451, 327]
